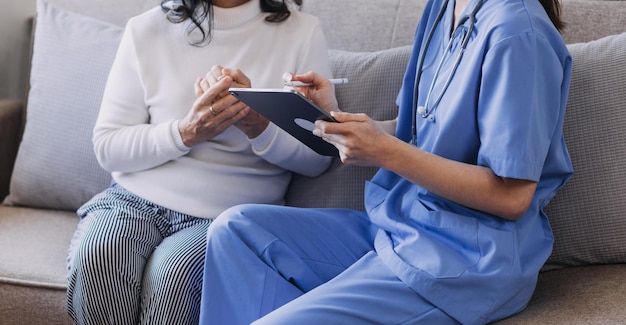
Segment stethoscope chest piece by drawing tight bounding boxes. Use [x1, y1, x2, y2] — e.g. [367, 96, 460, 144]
[417, 105, 427, 117]
[417, 105, 436, 122]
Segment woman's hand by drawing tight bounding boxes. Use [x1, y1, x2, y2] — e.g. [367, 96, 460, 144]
[192, 65, 270, 140]
[178, 73, 250, 147]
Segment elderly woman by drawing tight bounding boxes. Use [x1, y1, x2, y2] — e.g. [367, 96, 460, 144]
[66, 0, 332, 324]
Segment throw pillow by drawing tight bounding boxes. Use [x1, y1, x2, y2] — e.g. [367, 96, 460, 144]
[285, 46, 412, 211]
[542, 31, 626, 270]
[3, 0, 121, 210]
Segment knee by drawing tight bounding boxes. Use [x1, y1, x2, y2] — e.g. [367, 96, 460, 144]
[141, 245, 205, 309]
[207, 204, 258, 239]
[144, 249, 202, 289]
[205, 204, 274, 263]
[144, 259, 198, 298]
[69, 225, 125, 275]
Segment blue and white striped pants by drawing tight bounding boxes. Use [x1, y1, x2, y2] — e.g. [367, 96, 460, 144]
[67, 184, 213, 325]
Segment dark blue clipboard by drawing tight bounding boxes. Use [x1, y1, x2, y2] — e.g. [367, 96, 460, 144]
[229, 88, 339, 156]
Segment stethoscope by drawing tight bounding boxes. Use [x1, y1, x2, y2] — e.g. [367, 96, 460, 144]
[410, 0, 483, 145]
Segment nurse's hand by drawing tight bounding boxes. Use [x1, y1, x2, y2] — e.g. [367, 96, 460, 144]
[283, 71, 340, 113]
[313, 111, 397, 166]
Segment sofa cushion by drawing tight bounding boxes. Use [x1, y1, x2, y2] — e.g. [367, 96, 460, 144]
[560, 0, 626, 44]
[0, 205, 76, 324]
[301, 0, 422, 51]
[42, 0, 154, 27]
[494, 265, 626, 324]
[0, 206, 76, 288]
[285, 46, 412, 210]
[543, 31, 626, 270]
[3, 0, 120, 211]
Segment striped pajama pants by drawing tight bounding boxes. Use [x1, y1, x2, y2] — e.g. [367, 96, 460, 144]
[66, 184, 213, 325]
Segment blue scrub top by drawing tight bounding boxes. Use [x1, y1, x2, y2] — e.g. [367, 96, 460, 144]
[366, 0, 573, 323]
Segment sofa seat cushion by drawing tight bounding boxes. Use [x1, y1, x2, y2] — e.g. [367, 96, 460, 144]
[0, 206, 75, 322]
[0, 206, 77, 288]
[494, 264, 626, 324]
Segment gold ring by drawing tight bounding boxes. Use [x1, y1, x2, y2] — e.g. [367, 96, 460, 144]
[209, 105, 218, 116]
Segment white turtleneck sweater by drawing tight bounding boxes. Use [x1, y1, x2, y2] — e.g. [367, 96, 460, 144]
[93, 0, 333, 219]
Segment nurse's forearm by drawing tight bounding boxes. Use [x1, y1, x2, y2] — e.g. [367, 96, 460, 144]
[377, 137, 536, 220]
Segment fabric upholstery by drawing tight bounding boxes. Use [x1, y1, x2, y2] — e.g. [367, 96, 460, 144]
[543, 31, 626, 270]
[0, 206, 76, 288]
[560, 0, 626, 44]
[37, 0, 154, 27]
[0, 100, 22, 201]
[0, 205, 76, 324]
[285, 46, 412, 210]
[0, 281, 72, 324]
[494, 265, 626, 324]
[3, 0, 119, 211]
[301, 0, 422, 51]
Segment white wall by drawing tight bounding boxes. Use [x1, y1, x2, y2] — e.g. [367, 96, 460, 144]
[0, 0, 36, 100]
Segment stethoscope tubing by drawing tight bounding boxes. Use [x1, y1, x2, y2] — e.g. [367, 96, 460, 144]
[411, 0, 483, 144]
[420, 28, 466, 119]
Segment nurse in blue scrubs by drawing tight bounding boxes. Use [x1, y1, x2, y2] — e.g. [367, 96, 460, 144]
[199, 0, 573, 323]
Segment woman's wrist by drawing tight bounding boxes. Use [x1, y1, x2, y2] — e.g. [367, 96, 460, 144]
[177, 119, 196, 147]
[238, 119, 270, 139]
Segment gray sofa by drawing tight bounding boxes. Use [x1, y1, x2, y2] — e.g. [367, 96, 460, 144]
[1, 0, 625, 324]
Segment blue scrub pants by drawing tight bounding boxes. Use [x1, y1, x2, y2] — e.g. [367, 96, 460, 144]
[199, 204, 459, 324]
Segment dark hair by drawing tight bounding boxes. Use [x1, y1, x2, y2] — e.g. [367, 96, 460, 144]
[539, 0, 565, 32]
[161, 0, 303, 46]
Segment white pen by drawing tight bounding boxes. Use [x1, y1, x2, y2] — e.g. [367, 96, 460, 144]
[284, 78, 349, 87]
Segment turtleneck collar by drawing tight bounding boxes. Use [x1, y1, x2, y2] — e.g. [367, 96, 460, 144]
[212, 0, 262, 30]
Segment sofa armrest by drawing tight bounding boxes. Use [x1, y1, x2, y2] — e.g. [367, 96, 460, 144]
[0, 99, 23, 201]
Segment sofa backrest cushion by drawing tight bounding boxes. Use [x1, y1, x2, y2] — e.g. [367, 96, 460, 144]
[542, 31, 626, 270]
[301, 0, 422, 52]
[560, 0, 626, 44]
[38, 0, 153, 27]
[3, 0, 118, 210]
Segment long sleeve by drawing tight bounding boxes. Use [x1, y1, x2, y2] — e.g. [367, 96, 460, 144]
[249, 19, 333, 177]
[93, 25, 190, 173]
[88, 3, 335, 218]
